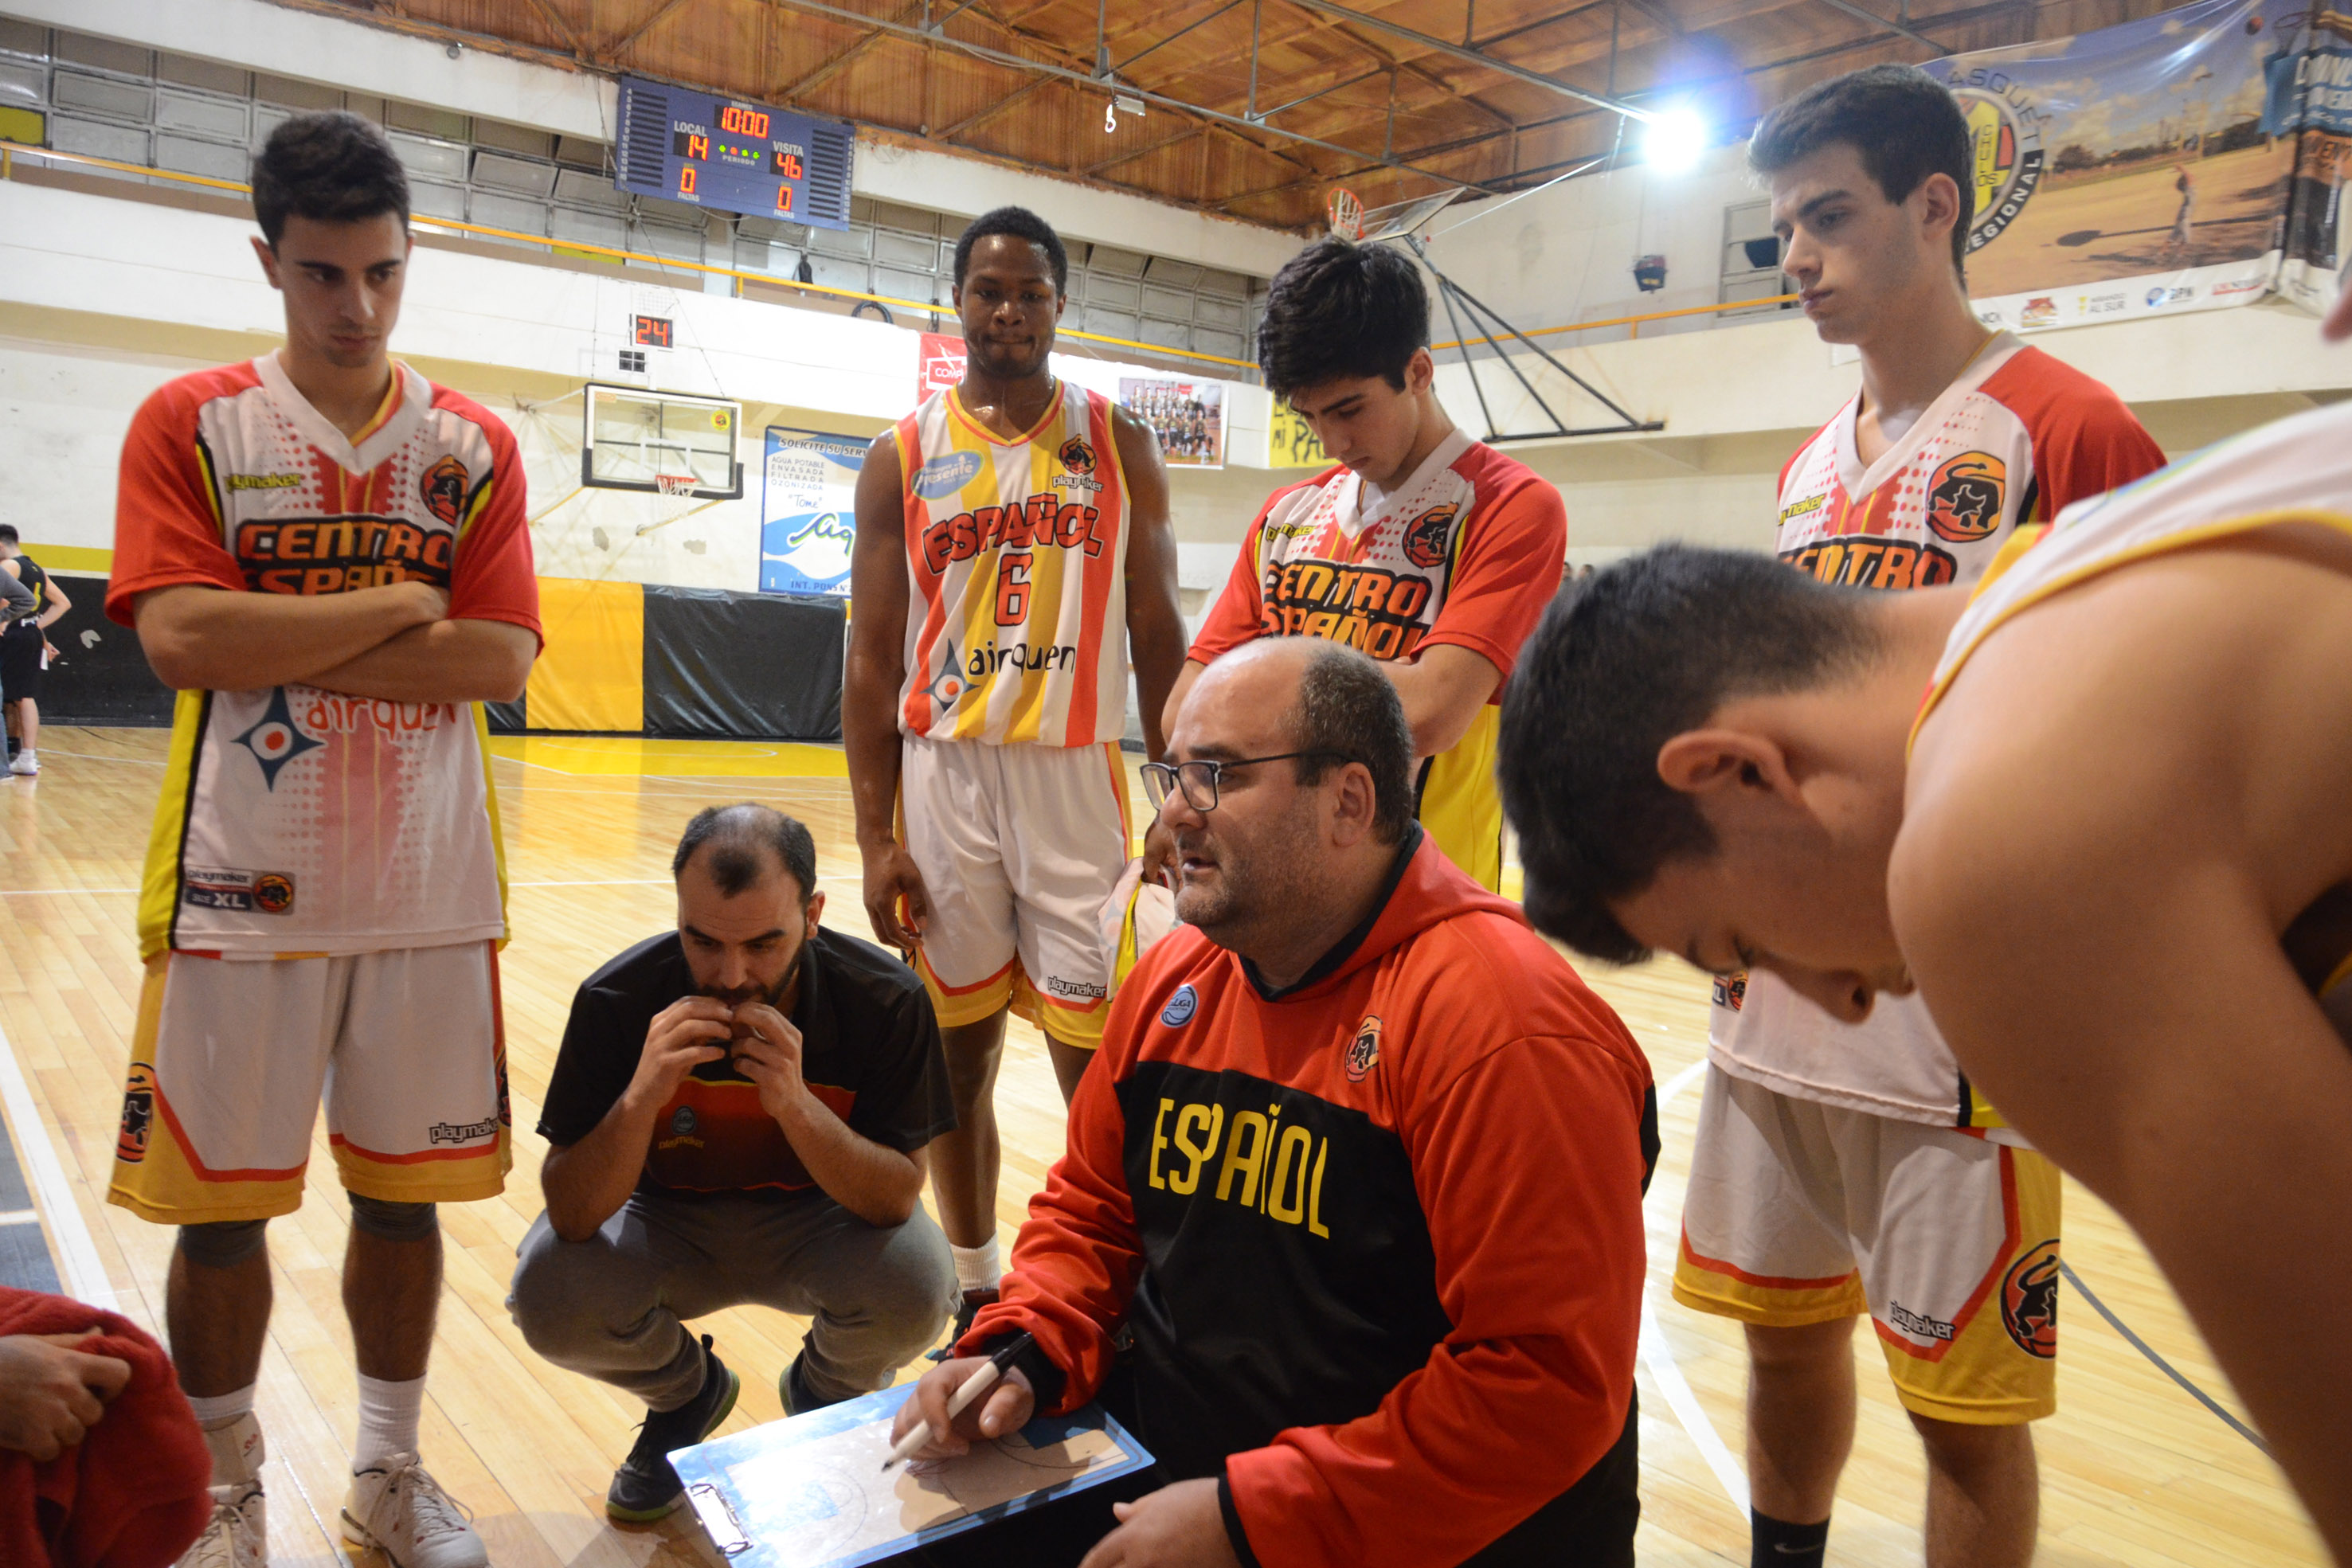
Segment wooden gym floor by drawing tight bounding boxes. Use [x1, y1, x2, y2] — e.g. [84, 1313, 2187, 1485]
[0, 728, 2321, 1566]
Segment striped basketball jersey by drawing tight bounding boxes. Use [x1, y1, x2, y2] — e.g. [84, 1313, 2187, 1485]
[1916, 401, 2352, 1045]
[1712, 333, 2166, 1130]
[894, 380, 1130, 747]
[107, 353, 541, 960]
[1188, 430, 1566, 890]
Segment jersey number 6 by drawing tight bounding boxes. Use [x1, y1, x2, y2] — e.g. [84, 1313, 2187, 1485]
[995, 552, 1032, 626]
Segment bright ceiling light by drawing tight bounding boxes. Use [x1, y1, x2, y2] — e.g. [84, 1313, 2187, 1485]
[1642, 108, 1707, 174]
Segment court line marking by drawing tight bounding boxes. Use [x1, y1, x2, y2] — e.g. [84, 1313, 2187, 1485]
[1642, 1058, 1751, 1515]
[0, 1018, 115, 1308]
[2057, 1258, 2269, 1454]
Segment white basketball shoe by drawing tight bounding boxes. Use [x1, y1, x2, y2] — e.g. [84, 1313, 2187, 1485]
[181, 1411, 265, 1568]
[340, 1453, 487, 1568]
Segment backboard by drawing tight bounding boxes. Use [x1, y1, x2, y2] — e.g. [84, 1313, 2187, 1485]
[582, 382, 745, 500]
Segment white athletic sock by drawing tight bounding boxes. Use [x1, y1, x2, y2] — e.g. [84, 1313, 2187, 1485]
[188, 1385, 256, 1428]
[952, 1239, 1001, 1295]
[353, 1373, 425, 1469]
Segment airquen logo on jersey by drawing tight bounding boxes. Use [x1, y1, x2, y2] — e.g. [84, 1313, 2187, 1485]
[233, 687, 325, 788]
[923, 640, 968, 710]
[1343, 1014, 1382, 1081]
[1926, 452, 2006, 542]
[421, 456, 468, 526]
[1400, 503, 1461, 569]
[2002, 1238, 2060, 1358]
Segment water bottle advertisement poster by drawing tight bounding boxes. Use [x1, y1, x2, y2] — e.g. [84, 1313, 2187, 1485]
[761, 428, 864, 596]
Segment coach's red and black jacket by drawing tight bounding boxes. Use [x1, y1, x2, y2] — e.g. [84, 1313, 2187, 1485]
[961, 829, 1659, 1566]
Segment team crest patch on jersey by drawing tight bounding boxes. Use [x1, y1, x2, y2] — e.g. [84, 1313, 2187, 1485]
[1059, 436, 1095, 475]
[914, 450, 984, 500]
[1401, 503, 1460, 569]
[116, 1063, 157, 1163]
[671, 1105, 698, 1136]
[1160, 984, 1198, 1027]
[1344, 1015, 1383, 1081]
[421, 456, 468, 526]
[1927, 452, 2006, 542]
[2001, 1238, 2060, 1358]
[1712, 973, 1747, 1012]
[233, 687, 324, 788]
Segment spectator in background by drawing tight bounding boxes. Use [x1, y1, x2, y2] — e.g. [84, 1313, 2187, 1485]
[1, 526, 73, 777]
[0, 1285, 212, 1568]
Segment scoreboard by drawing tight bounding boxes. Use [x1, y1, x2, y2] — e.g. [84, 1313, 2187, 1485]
[615, 75, 854, 231]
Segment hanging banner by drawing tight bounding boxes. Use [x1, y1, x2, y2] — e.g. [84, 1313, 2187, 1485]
[1925, 0, 2345, 332]
[2272, 7, 2352, 316]
[1118, 377, 1226, 467]
[918, 332, 966, 401]
[760, 428, 863, 596]
[1267, 403, 1333, 469]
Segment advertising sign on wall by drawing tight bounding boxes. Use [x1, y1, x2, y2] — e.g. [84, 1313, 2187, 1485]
[1118, 377, 1226, 467]
[1928, 0, 2348, 330]
[918, 333, 967, 402]
[760, 428, 863, 596]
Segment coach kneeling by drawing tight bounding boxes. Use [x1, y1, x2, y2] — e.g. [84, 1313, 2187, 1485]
[898, 639, 1658, 1568]
[509, 804, 957, 1523]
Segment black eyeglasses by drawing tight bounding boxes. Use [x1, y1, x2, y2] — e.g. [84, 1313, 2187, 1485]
[1140, 751, 1352, 812]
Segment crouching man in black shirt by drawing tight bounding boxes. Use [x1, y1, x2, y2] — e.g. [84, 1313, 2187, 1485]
[509, 804, 958, 1523]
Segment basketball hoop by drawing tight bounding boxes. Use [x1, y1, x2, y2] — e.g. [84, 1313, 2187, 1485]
[1326, 187, 1365, 243]
[654, 474, 698, 498]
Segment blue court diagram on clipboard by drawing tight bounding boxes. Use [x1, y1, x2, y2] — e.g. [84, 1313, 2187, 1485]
[670, 1382, 1153, 1568]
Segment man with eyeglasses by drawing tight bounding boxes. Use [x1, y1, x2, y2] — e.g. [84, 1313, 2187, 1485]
[892, 637, 1658, 1568]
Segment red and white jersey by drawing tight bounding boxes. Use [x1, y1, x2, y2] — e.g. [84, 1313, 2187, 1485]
[1188, 429, 1565, 890]
[1713, 333, 2165, 1128]
[108, 353, 541, 960]
[1774, 332, 2162, 592]
[893, 380, 1130, 748]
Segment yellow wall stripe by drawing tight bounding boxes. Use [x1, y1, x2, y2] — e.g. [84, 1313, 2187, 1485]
[524, 577, 644, 732]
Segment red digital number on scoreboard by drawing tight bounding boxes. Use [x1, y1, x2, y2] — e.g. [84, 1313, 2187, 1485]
[718, 104, 771, 138]
[632, 315, 674, 349]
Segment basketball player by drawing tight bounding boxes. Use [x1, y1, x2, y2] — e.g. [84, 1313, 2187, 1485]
[1629, 66, 2165, 1568]
[844, 206, 1185, 1345]
[104, 112, 538, 1568]
[1495, 265, 2352, 1553]
[0, 525, 70, 776]
[1163, 237, 1565, 891]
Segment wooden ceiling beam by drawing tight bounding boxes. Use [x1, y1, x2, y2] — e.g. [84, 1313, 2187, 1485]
[604, 0, 703, 61]
[1084, 123, 1209, 175]
[522, 0, 593, 59]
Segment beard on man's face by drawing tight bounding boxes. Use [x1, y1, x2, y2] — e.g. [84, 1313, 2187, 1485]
[1174, 798, 1320, 944]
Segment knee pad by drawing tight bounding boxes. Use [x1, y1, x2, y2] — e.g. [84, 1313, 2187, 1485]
[178, 1218, 268, 1269]
[347, 1195, 438, 1243]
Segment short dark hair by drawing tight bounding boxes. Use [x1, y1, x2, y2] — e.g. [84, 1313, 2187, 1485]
[953, 206, 1068, 295]
[1257, 237, 1430, 399]
[673, 804, 819, 901]
[0, 526, 17, 545]
[1497, 545, 1882, 964]
[251, 111, 411, 248]
[1285, 640, 1415, 845]
[1748, 64, 1974, 280]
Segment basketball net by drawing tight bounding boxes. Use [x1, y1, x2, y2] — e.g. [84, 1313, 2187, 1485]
[654, 473, 699, 498]
[1326, 187, 1365, 242]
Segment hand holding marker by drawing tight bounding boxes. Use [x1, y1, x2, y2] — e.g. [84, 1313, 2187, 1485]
[880, 1332, 1035, 1472]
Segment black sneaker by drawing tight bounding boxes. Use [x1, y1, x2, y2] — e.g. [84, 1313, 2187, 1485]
[606, 1335, 740, 1522]
[926, 1287, 1000, 1362]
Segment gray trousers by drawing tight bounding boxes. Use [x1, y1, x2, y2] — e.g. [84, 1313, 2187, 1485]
[508, 1190, 957, 1413]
